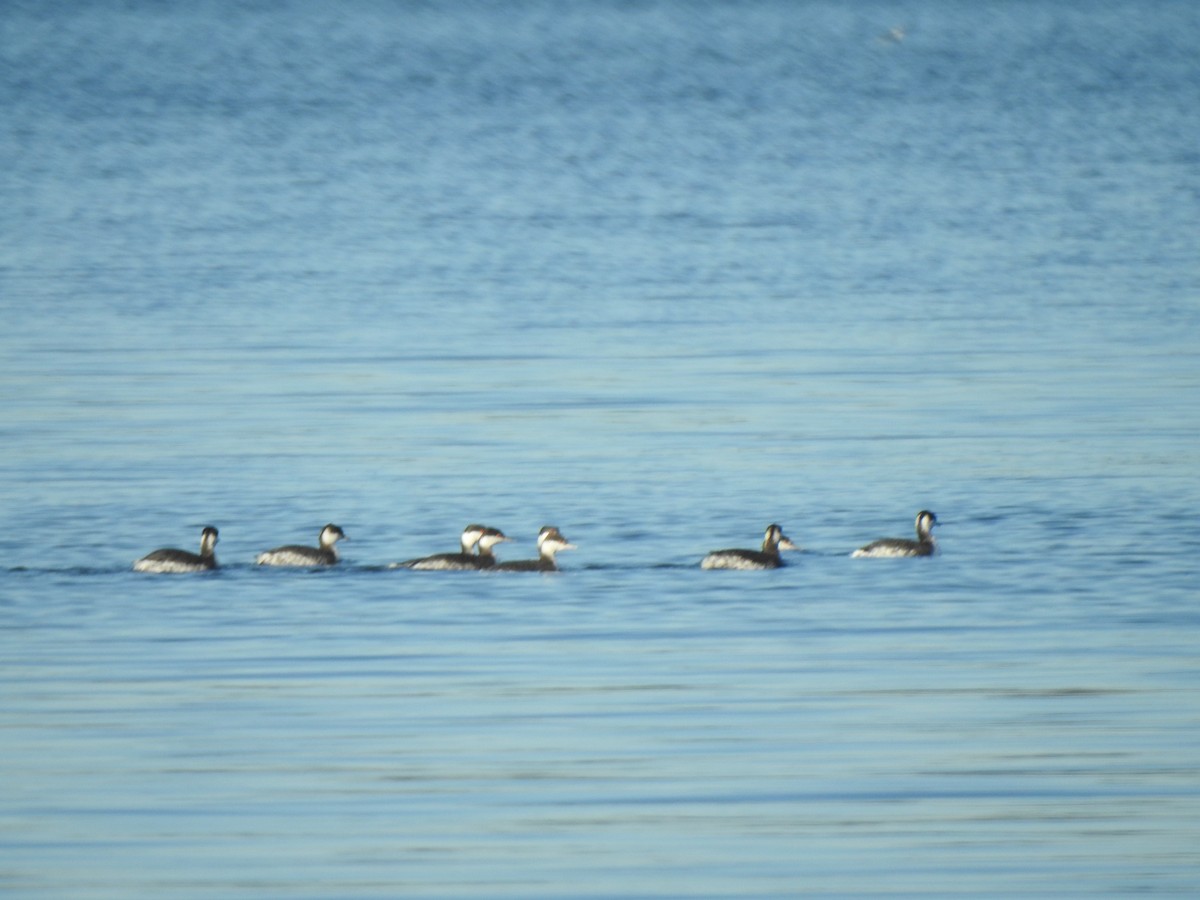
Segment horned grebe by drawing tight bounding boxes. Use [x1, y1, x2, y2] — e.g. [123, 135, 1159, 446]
[396, 524, 489, 570]
[701, 524, 797, 570]
[495, 526, 575, 572]
[851, 510, 938, 558]
[133, 526, 219, 573]
[256, 523, 345, 566]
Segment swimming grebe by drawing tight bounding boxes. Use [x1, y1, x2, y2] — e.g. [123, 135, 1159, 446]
[495, 526, 576, 572]
[396, 524, 489, 570]
[133, 526, 219, 573]
[701, 524, 797, 570]
[851, 510, 938, 558]
[256, 523, 345, 566]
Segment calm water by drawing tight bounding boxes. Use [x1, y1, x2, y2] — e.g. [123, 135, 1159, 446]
[3, 1, 1199, 896]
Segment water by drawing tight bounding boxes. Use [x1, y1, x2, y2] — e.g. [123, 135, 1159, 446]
[2, 0, 1199, 895]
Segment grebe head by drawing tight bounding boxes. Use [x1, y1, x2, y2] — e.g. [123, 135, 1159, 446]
[763, 524, 797, 552]
[319, 524, 346, 547]
[200, 526, 219, 555]
[460, 524, 487, 552]
[538, 526, 576, 555]
[915, 511, 938, 539]
[477, 527, 511, 552]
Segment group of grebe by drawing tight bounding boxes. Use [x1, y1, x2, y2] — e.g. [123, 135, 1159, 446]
[132, 512, 937, 574]
[133, 523, 347, 574]
[701, 511, 937, 570]
[391, 524, 575, 572]
[132, 523, 577, 574]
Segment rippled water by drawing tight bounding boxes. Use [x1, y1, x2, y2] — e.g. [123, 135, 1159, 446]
[3, 1, 1199, 896]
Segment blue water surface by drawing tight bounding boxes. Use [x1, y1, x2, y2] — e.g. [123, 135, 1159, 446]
[2, 1, 1199, 896]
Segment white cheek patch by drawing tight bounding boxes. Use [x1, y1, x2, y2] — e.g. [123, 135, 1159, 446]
[542, 538, 574, 555]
